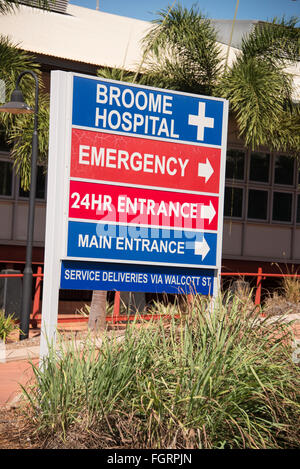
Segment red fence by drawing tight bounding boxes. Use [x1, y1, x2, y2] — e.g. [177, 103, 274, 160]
[1, 266, 300, 325]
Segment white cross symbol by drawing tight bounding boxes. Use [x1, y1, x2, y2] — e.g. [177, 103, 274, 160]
[188, 102, 214, 141]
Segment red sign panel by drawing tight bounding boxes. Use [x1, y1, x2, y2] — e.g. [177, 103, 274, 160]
[70, 128, 221, 194]
[69, 180, 219, 231]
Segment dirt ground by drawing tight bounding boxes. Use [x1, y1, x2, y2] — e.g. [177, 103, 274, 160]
[0, 408, 36, 449]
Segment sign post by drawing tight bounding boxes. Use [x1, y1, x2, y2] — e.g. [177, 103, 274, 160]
[40, 71, 228, 361]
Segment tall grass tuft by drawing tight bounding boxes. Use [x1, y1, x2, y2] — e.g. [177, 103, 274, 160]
[281, 275, 300, 304]
[22, 294, 300, 449]
[264, 264, 300, 316]
[0, 309, 19, 342]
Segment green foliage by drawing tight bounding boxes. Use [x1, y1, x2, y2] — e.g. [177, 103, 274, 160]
[216, 18, 300, 152]
[7, 90, 50, 190]
[141, 4, 221, 95]
[2, 5, 300, 188]
[266, 102, 300, 155]
[139, 5, 300, 154]
[0, 35, 40, 108]
[0, 35, 50, 190]
[277, 265, 300, 303]
[0, 309, 19, 342]
[147, 299, 179, 316]
[23, 295, 300, 449]
[240, 17, 300, 65]
[216, 56, 293, 150]
[97, 66, 137, 83]
[0, 0, 19, 15]
[0, 0, 51, 15]
[0, 0, 52, 185]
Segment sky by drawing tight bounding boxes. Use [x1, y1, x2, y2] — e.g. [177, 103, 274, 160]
[69, 0, 300, 23]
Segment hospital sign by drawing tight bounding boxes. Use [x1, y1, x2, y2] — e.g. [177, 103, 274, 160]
[43, 71, 228, 298]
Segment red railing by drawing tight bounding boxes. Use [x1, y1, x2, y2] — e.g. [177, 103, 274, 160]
[221, 269, 300, 306]
[1, 266, 300, 326]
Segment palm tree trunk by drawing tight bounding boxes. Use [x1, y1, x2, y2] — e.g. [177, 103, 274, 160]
[88, 290, 107, 332]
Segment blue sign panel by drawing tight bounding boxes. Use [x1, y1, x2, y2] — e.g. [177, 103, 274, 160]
[72, 76, 224, 147]
[61, 260, 214, 295]
[67, 221, 217, 267]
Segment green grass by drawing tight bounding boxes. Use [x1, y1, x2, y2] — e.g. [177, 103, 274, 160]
[22, 294, 300, 449]
[0, 310, 19, 342]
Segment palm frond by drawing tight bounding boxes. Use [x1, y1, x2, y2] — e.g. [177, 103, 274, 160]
[263, 102, 300, 155]
[7, 90, 50, 190]
[0, 34, 49, 190]
[142, 4, 221, 95]
[0, 35, 40, 98]
[216, 55, 297, 151]
[216, 16, 299, 152]
[97, 66, 137, 84]
[241, 17, 300, 65]
[0, 0, 51, 15]
[0, 0, 16, 14]
[0, 34, 43, 150]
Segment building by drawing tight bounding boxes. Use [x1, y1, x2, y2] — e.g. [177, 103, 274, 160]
[0, 2, 300, 303]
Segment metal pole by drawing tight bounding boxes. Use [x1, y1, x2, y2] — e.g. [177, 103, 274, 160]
[132, 0, 177, 84]
[18, 71, 39, 340]
[224, 0, 240, 72]
[31, 265, 43, 328]
[255, 267, 263, 310]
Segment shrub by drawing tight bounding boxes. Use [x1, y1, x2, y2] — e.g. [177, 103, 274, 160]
[22, 294, 300, 449]
[281, 274, 300, 304]
[263, 266, 300, 316]
[0, 310, 19, 342]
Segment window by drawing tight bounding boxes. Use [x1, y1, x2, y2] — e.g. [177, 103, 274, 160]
[249, 152, 270, 183]
[274, 155, 294, 185]
[272, 192, 293, 222]
[224, 149, 299, 227]
[225, 149, 245, 180]
[248, 189, 268, 220]
[224, 187, 243, 218]
[19, 166, 46, 199]
[0, 160, 13, 196]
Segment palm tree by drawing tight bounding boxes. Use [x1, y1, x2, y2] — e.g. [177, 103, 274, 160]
[0, 35, 50, 190]
[216, 17, 300, 153]
[0, 0, 51, 189]
[0, 35, 50, 189]
[141, 4, 222, 96]
[0, 0, 16, 14]
[6, 84, 50, 190]
[88, 290, 107, 332]
[140, 5, 300, 154]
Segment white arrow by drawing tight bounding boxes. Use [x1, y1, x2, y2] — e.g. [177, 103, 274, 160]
[200, 201, 216, 224]
[197, 158, 214, 183]
[194, 237, 210, 260]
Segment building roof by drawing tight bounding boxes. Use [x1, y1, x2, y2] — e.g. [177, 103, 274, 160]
[0, 3, 299, 100]
[0, 4, 151, 70]
[0, 3, 239, 71]
[211, 19, 259, 48]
